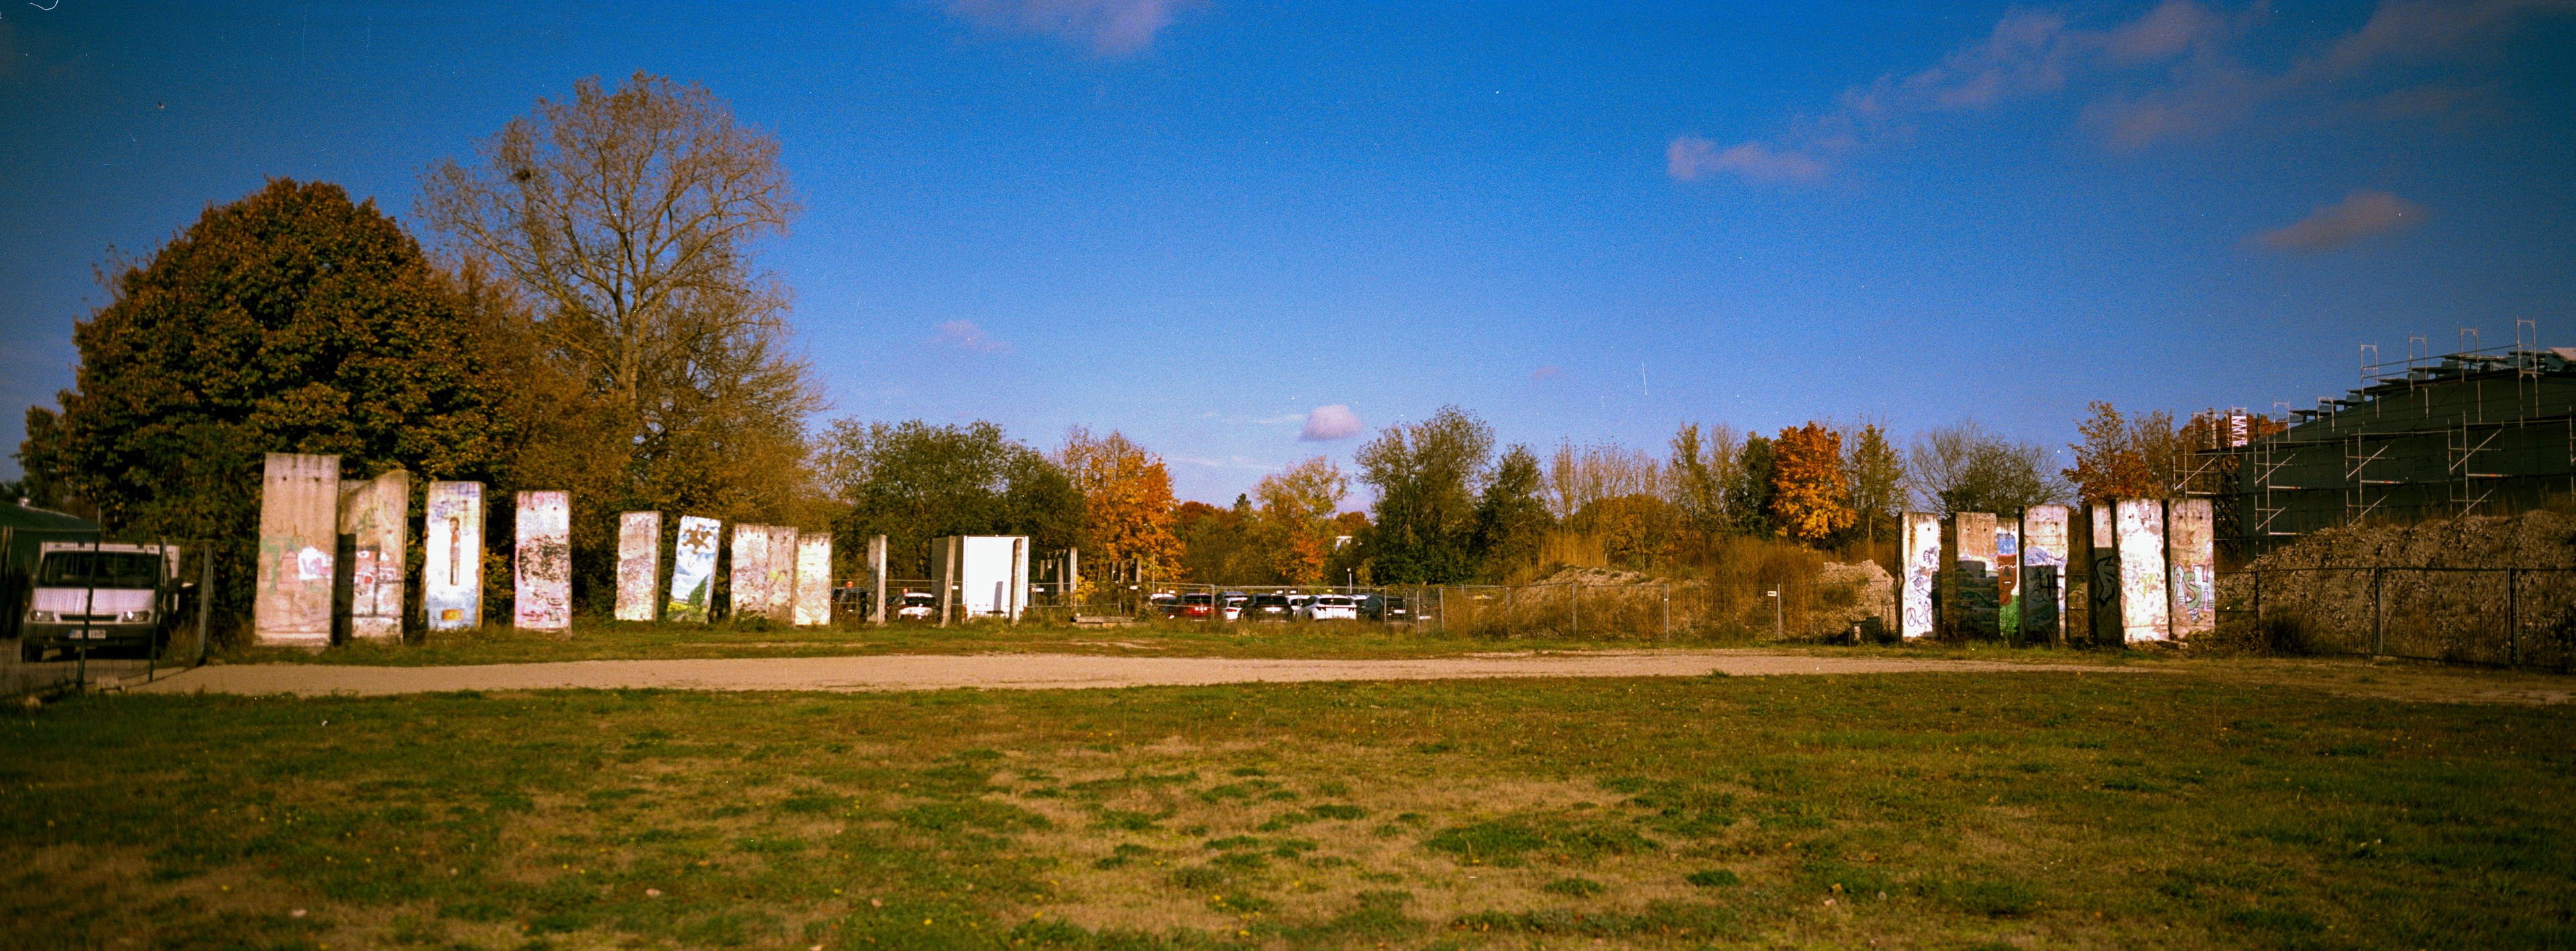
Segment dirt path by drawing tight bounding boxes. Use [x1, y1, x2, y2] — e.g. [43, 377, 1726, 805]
[129, 651, 2127, 697]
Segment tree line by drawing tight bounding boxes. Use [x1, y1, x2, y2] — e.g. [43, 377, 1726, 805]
[9, 72, 2245, 628]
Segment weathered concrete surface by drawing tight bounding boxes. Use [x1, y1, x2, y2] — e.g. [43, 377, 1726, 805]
[867, 535, 888, 626]
[1900, 512, 1939, 640]
[133, 651, 2137, 697]
[1943, 513, 1999, 638]
[667, 516, 722, 623]
[767, 527, 800, 622]
[793, 533, 833, 627]
[2022, 505, 2070, 644]
[615, 512, 661, 622]
[337, 469, 408, 642]
[254, 453, 339, 648]
[2115, 499, 2171, 643]
[2083, 503, 2121, 645]
[423, 482, 484, 631]
[730, 524, 770, 621]
[2167, 498, 2216, 638]
[514, 492, 572, 632]
[1995, 519, 2023, 636]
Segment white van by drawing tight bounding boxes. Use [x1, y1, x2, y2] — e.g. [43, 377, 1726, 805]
[21, 542, 182, 661]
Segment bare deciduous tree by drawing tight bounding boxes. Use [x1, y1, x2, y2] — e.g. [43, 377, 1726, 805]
[1907, 421, 2068, 516]
[421, 72, 817, 521]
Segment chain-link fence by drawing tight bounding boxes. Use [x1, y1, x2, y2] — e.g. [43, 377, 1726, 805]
[1, 526, 217, 698]
[806, 571, 1902, 643]
[2219, 566, 2576, 668]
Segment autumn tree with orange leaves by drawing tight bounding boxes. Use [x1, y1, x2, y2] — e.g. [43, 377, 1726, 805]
[1057, 427, 1181, 585]
[1768, 422, 1856, 545]
[1254, 456, 1350, 585]
[2063, 402, 2186, 503]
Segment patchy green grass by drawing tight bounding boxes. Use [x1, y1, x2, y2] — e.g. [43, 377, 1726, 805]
[213, 616, 2147, 668]
[4, 669, 2572, 948]
[214, 616, 1783, 667]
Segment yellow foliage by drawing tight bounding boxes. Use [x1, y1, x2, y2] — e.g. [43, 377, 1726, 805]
[1769, 422, 1856, 544]
[1058, 427, 1182, 581]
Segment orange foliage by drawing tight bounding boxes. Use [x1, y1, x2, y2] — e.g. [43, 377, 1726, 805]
[1768, 422, 1855, 544]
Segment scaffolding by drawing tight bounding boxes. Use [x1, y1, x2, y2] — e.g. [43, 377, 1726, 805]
[2203, 322, 2576, 559]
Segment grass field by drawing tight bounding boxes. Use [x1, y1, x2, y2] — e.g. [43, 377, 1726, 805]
[7, 664, 2572, 949]
[207, 618, 1789, 667]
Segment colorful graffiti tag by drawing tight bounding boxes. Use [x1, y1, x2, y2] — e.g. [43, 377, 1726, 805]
[667, 516, 722, 623]
[1900, 512, 1939, 640]
[424, 482, 484, 630]
[514, 491, 572, 631]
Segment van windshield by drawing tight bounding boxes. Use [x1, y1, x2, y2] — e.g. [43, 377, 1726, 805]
[37, 551, 161, 588]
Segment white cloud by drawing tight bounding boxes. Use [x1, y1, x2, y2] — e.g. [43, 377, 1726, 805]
[932, 319, 1009, 353]
[2254, 189, 2425, 251]
[1170, 454, 1279, 471]
[1666, 0, 2571, 183]
[2326, 0, 2576, 73]
[944, 0, 1198, 56]
[1666, 138, 1825, 184]
[1299, 404, 1362, 441]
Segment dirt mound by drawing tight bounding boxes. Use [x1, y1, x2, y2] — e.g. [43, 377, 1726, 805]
[1530, 565, 1656, 586]
[1813, 561, 1896, 636]
[2222, 509, 2576, 665]
[2249, 509, 2576, 571]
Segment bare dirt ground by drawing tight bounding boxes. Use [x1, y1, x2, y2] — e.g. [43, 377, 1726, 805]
[131, 650, 2126, 697]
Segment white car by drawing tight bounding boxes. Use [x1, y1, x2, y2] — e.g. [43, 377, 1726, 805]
[1301, 595, 1358, 621]
[895, 591, 936, 620]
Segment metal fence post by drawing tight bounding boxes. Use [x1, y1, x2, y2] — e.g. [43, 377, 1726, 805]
[1662, 585, 1670, 639]
[2371, 567, 2384, 657]
[2249, 569, 2261, 629]
[197, 543, 214, 666]
[1570, 584, 1580, 638]
[2507, 567, 2520, 667]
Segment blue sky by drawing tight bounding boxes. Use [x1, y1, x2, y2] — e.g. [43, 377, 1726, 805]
[4, 1, 2572, 504]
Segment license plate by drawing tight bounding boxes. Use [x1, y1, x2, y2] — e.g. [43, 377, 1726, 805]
[69, 629, 109, 640]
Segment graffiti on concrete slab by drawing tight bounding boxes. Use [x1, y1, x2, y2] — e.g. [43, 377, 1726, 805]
[338, 470, 409, 640]
[615, 511, 661, 622]
[254, 453, 339, 647]
[667, 516, 722, 623]
[1900, 512, 1939, 640]
[424, 482, 484, 630]
[2114, 499, 2170, 642]
[2166, 498, 2216, 636]
[794, 533, 833, 627]
[730, 524, 770, 621]
[514, 491, 572, 631]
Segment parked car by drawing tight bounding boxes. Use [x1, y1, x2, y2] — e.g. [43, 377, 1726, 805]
[1241, 594, 1293, 622]
[1162, 593, 1216, 620]
[1222, 594, 1246, 622]
[895, 590, 936, 620]
[1358, 593, 1411, 623]
[1301, 594, 1358, 622]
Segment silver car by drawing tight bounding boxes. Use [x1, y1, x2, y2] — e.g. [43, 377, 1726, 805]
[1300, 595, 1358, 622]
